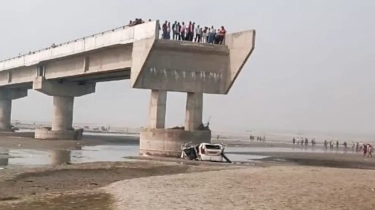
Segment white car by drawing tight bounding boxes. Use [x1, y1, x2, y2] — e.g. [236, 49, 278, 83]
[198, 143, 224, 162]
[181, 143, 228, 162]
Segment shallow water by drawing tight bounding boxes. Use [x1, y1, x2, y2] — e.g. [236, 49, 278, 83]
[0, 144, 140, 168]
[226, 146, 357, 154]
[0, 134, 359, 169]
[0, 144, 268, 168]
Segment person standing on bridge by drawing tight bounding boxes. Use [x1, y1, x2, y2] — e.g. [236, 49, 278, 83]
[195, 25, 202, 43]
[202, 27, 208, 43]
[172, 21, 178, 40]
[218, 26, 227, 44]
[191, 22, 196, 41]
[180, 22, 186, 41]
[162, 21, 168, 39]
[176, 22, 181, 40]
[208, 26, 215, 44]
[167, 22, 171, 39]
[187, 22, 193, 41]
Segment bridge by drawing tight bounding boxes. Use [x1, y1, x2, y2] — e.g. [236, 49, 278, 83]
[0, 21, 256, 157]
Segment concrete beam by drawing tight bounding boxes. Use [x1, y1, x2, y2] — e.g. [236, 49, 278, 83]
[33, 76, 95, 97]
[149, 90, 167, 129]
[0, 88, 27, 100]
[185, 92, 203, 131]
[131, 40, 230, 94]
[225, 30, 256, 94]
[130, 38, 156, 88]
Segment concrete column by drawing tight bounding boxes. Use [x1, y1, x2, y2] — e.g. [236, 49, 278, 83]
[0, 100, 12, 131]
[185, 92, 203, 131]
[149, 90, 167, 129]
[0, 88, 27, 132]
[52, 96, 74, 131]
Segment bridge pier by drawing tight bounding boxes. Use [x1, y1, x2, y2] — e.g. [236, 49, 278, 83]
[0, 89, 27, 132]
[52, 96, 74, 131]
[140, 91, 211, 157]
[33, 77, 95, 140]
[0, 100, 12, 132]
[149, 90, 167, 129]
[185, 92, 203, 131]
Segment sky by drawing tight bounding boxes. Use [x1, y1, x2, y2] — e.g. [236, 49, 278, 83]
[0, 0, 374, 135]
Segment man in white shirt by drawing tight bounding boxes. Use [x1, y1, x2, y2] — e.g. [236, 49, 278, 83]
[195, 25, 202, 42]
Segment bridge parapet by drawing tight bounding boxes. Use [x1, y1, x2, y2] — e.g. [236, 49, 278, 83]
[0, 21, 159, 71]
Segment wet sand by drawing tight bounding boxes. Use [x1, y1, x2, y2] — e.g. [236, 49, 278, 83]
[0, 161, 230, 210]
[227, 146, 375, 170]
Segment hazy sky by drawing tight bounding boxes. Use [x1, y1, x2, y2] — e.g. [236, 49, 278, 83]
[0, 0, 374, 134]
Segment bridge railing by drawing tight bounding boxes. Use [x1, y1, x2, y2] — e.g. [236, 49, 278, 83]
[0, 21, 159, 71]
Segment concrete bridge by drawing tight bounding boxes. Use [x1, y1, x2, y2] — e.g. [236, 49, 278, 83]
[0, 21, 256, 157]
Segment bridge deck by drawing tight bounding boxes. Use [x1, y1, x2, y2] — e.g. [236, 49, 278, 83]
[0, 21, 158, 71]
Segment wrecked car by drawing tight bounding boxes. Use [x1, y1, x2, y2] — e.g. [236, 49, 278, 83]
[181, 142, 231, 163]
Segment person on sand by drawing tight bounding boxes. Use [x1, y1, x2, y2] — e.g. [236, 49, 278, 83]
[355, 142, 359, 152]
[367, 144, 373, 158]
[363, 144, 368, 157]
[292, 138, 296, 145]
[336, 140, 339, 149]
[312, 139, 316, 147]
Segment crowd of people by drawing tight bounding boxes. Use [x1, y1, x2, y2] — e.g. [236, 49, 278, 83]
[249, 135, 266, 142]
[351, 142, 374, 158]
[160, 21, 227, 45]
[128, 18, 150, 26]
[125, 19, 227, 45]
[292, 137, 317, 146]
[292, 137, 374, 158]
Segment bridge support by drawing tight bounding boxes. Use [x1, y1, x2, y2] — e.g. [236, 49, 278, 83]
[0, 89, 27, 132]
[149, 90, 167, 129]
[185, 92, 203, 131]
[52, 96, 74, 131]
[33, 77, 95, 140]
[140, 91, 211, 157]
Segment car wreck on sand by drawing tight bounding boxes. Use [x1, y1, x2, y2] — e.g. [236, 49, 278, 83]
[180, 142, 231, 163]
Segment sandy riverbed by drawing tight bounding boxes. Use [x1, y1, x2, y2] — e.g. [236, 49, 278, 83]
[0, 161, 231, 210]
[1, 136, 375, 209]
[105, 166, 375, 210]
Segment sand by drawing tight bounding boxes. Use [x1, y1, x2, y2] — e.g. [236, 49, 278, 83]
[105, 166, 375, 210]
